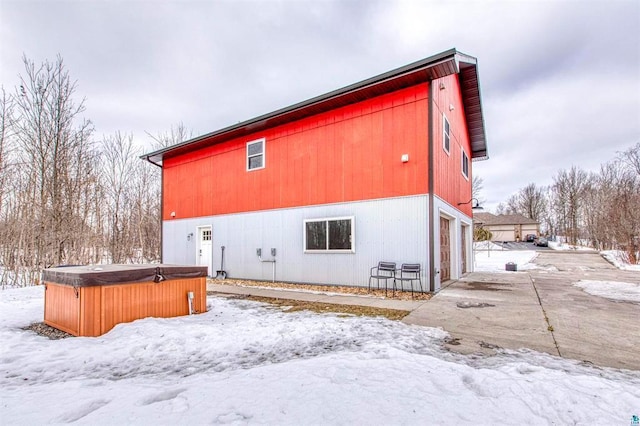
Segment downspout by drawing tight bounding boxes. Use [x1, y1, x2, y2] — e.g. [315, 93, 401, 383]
[428, 80, 435, 292]
[144, 156, 164, 263]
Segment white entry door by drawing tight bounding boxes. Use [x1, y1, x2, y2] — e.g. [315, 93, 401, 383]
[197, 226, 213, 276]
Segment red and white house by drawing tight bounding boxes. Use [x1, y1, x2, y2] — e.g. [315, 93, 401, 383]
[142, 49, 488, 292]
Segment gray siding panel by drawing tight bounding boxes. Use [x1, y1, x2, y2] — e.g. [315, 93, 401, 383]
[163, 195, 429, 288]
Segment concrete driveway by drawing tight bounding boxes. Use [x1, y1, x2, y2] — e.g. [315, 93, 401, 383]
[403, 251, 640, 370]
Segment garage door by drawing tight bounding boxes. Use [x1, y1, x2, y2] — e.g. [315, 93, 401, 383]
[440, 217, 451, 282]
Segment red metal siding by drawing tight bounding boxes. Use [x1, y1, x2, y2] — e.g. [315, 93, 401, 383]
[432, 75, 473, 216]
[163, 84, 430, 220]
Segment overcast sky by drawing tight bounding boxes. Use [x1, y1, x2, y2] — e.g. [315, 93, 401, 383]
[1, 0, 638, 210]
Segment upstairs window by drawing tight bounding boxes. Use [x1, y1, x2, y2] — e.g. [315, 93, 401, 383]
[304, 217, 354, 253]
[443, 114, 450, 154]
[247, 138, 265, 171]
[462, 149, 469, 179]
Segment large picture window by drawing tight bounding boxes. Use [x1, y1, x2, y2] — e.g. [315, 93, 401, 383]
[304, 217, 354, 252]
[247, 138, 265, 171]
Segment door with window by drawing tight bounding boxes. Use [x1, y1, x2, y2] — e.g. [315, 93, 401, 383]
[197, 226, 212, 276]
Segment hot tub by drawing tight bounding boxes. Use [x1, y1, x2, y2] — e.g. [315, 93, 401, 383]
[42, 264, 208, 337]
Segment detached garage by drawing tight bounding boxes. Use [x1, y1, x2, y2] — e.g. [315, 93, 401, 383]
[474, 213, 539, 242]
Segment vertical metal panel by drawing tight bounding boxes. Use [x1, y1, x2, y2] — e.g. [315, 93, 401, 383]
[162, 85, 429, 221]
[44, 283, 80, 336]
[431, 74, 473, 216]
[163, 195, 429, 288]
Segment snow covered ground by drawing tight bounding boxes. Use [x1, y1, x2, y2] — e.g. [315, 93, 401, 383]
[601, 250, 640, 272]
[548, 241, 596, 252]
[2, 286, 639, 425]
[575, 280, 640, 303]
[473, 248, 542, 272]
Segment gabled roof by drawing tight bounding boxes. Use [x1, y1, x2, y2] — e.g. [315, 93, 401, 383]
[474, 212, 539, 226]
[142, 48, 488, 166]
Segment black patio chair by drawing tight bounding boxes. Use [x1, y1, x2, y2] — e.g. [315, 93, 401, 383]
[395, 263, 422, 298]
[369, 261, 396, 296]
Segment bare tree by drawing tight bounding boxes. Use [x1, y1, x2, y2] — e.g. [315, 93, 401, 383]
[551, 166, 590, 246]
[609, 143, 640, 262]
[10, 55, 96, 276]
[101, 132, 138, 263]
[619, 142, 640, 175]
[0, 88, 15, 287]
[492, 202, 503, 215]
[146, 122, 192, 150]
[472, 175, 484, 203]
[129, 160, 161, 262]
[137, 122, 193, 262]
[0, 88, 13, 216]
[1, 55, 195, 286]
[505, 183, 547, 221]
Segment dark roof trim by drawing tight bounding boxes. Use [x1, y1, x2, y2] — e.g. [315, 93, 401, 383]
[142, 48, 488, 165]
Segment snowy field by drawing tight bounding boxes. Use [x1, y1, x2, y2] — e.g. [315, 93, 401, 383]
[2, 286, 639, 425]
[548, 241, 596, 252]
[575, 280, 640, 303]
[473, 248, 540, 272]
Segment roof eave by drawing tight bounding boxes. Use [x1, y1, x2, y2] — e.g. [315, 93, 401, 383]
[142, 48, 489, 163]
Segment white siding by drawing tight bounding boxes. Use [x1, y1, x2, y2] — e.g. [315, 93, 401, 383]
[163, 195, 430, 288]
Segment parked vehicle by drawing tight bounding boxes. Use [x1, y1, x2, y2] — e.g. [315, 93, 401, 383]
[536, 237, 548, 247]
[525, 234, 536, 242]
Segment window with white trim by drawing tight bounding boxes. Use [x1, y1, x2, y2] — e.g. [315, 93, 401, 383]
[247, 138, 265, 171]
[462, 149, 469, 179]
[304, 217, 354, 252]
[443, 114, 450, 154]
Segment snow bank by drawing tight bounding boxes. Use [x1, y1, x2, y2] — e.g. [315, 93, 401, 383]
[548, 241, 596, 251]
[575, 280, 640, 303]
[2, 286, 639, 424]
[601, 250, 640, 272]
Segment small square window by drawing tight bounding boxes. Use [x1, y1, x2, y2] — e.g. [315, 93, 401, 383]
[443, 114, 450, 154]
[247, 138, 265, 171]
[462, 150, 469, 179]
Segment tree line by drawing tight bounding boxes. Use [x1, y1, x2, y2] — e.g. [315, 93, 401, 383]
[494, 143, 640, 264]
[0, 56, 187, 287]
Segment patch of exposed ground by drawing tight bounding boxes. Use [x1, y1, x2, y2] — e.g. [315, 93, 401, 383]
[210, 278, 432, 301]
[23, 322, 73, 339]
[239, 295, 410, 320]
[464, 282, 512, 291]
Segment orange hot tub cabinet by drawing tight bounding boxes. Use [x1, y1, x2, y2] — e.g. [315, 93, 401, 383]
[42, 264, 208, 337]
